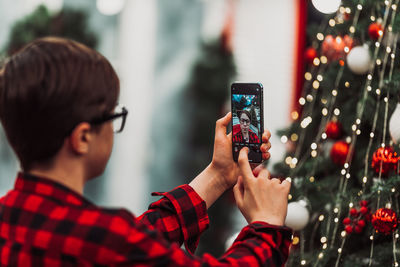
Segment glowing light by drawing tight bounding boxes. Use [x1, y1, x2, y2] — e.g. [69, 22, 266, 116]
[97, 0, 125, 16]
[319, 215, 325, 221]
[281, 135, 288, 143]
[320, 237, 327, 243]
[305, 72, 312, 80]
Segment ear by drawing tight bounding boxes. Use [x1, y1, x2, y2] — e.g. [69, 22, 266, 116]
[68, 122, 93, 155]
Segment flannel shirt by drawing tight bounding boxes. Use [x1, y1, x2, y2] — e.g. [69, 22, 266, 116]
[0, 172, 292, 266]
[233, 131, 260, 143]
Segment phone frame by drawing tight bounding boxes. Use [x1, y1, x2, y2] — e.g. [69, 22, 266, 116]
[231, 82, 264, 163]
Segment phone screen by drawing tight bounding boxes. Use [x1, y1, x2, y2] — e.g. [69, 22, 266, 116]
[231, 83, 264, 163]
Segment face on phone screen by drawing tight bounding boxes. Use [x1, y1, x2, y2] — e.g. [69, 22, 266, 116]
[231, 83, 263, 163]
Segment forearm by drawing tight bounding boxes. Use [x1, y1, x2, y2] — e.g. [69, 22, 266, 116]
[189, 163, 229, 209]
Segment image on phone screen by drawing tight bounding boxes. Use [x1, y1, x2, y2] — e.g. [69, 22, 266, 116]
[231, 83, 263, 163]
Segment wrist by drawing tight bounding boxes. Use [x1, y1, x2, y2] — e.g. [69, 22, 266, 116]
[208, 162, 232, 191]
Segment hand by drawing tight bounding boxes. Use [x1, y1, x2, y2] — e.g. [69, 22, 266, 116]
[210, 112, 272, 191]
[233, 147, 291, 226]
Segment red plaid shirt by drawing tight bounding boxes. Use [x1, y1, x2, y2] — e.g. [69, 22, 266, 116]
[0, 173, 292, 266]
[233, 131, 260, 143]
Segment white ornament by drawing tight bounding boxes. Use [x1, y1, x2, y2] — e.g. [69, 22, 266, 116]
[390, 103, 400, 144]
[347, 46, 371, 75]
[312, 0, 341, 14]
[285, 201, 310, 231]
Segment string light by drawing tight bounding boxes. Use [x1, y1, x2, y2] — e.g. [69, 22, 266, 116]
[322, 108, 328, 116]
[322, 133, 327, 139]
[329, 19, 336, 27]
[363, 176, 368, 183]
[341, 231, 346, 237]
[314, 58, 321, 66]
[313, 80, 320, 89]
[305, 72, 312, 80]
[349, 26, 355, 33]
[334, 208, 339, 213]
[357, 4, 362, 10]
[299, 97, 306, 105]
[301, 260, 306, 265]
[376, 59, 382, 65]
[319, 215, 325, 221]
[371, 16, 376, 21]
[321, 56, 328, 64]
[320, 237, 327, 243]
[317, 33, 324, 41]
[332, 90, 338, 96]
[281, 135, 288, 143]
[309, 176, 315, 182]
[345, 81, 350, 87]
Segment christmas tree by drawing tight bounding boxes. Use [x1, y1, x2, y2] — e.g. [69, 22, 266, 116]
[274, 0, 400, 266]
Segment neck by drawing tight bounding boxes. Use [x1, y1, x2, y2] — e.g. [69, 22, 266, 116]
[28, 161, 86, 195]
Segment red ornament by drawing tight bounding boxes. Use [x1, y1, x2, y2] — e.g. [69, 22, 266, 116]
[354, 226, 363, 233]
[368, 23, 384, 40]
[305, 47, 318, 64]
[360, 200, 368, 207]
[360, 206, 369, 215]
[343, 217, 351, 225]
[325, 121, 342, 139]
[345, 225, 353, 234]
[357, 220, 366, 228]
[330, 141, 350, 165]
[322, 35, 354, 61]
[371, 146, 398, 176]
[350, 208, 358, 217]
[372, 208, 398, 234]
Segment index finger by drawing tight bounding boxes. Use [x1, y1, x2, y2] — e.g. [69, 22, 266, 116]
[238, 147, 254, 181]
[262, 130, 271, 143]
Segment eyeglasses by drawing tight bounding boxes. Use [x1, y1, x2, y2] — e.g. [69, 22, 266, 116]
[90, 105, 128, 133]
[240, 118, 250, 125]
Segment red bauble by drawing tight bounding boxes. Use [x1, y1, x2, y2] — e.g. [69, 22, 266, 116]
[350, 208, 358, 217]
[357, 220, 366, 228]
[372, 208, 398, 235]
[360, 200, 368, 207]
[343, 217, 351, 225]
[305, 47, 318, 64]
[330, 141, 350, 165]
[371, 146, 398, 176]
[325, 121, 342, 139]
[368, 23, 384, 40]
[322, 35, 354, 61]
[345, 225, 353, 234]
[354, 226, 363, 233]
[360, 206, 369, 215]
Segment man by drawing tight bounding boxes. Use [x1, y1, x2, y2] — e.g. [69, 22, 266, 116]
[233, 110, 260, 143]
[0, 37, 292, 266]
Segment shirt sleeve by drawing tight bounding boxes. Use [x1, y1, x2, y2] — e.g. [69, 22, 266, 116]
[136, 184, 209, 254]
[119, 219, 292, 267]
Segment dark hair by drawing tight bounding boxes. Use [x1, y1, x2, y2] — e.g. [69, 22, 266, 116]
[238, 110, 251, 120]
[0, 37, 120, 170]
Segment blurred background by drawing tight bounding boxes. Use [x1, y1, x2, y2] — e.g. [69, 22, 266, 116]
[0, 0, 299, 256]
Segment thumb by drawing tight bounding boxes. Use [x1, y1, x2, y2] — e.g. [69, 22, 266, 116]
[215, 112, 231, 137]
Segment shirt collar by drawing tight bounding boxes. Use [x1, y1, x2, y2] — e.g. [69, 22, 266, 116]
[14, 172, 94, 207]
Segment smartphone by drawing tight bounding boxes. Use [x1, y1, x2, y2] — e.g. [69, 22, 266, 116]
[231, 82, 264, 163]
